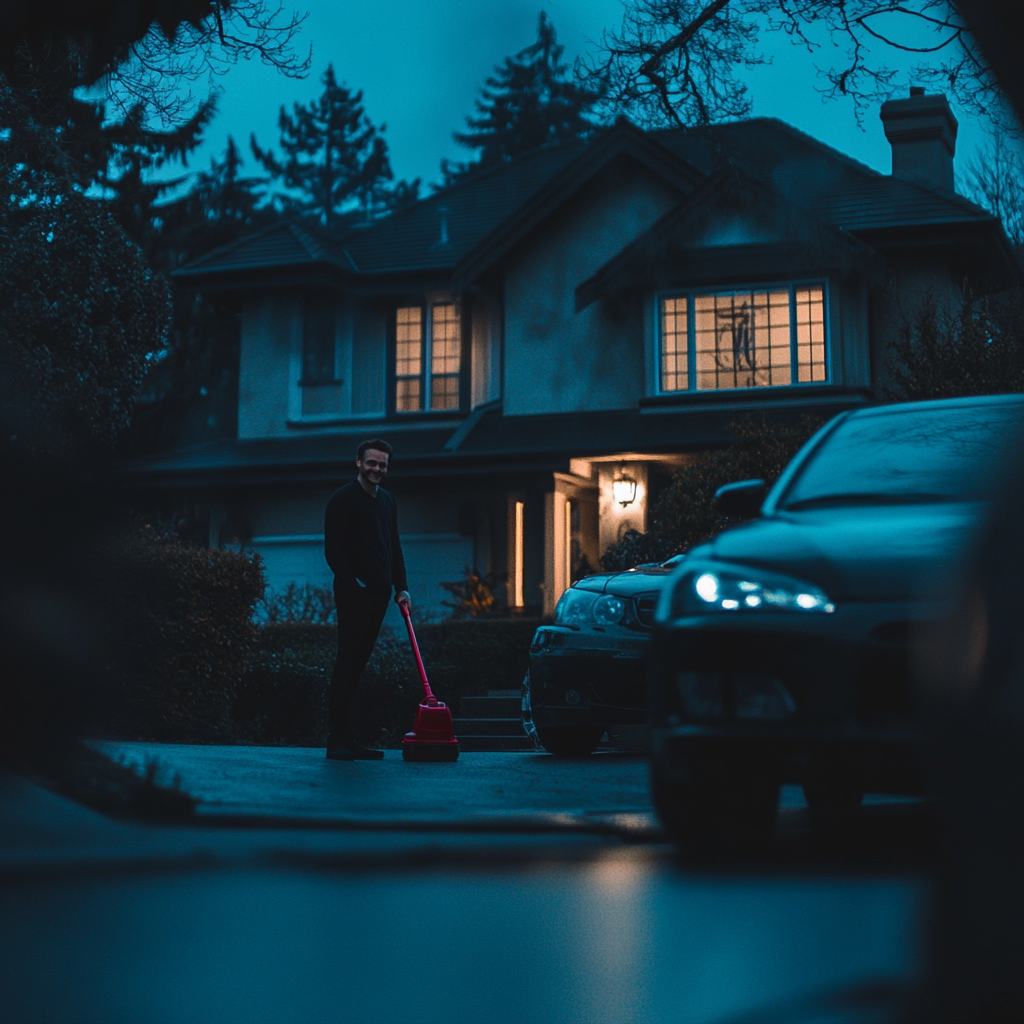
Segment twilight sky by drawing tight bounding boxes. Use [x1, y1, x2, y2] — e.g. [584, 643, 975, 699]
[156, 0, 992, 193]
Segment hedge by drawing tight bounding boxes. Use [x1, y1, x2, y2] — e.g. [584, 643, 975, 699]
[236, 617, 541, 747]
[107, 526, 266, 741]
[111, 615, 541, 747]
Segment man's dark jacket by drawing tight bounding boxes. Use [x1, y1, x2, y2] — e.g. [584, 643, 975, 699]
[324, 479, 408, 595]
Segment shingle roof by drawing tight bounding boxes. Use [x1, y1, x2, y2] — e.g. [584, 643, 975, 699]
[653, 118, 993, 232]
[175, 117, 996, 286]
[177, 219, 357, 279]
[175, 143, 587, 283]
[341, 143, 587, 274]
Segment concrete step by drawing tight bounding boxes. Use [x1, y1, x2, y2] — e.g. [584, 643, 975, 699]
[456, 734, 536, 752]
[460, 695, 521, 717]
[452, 717, 528, 738]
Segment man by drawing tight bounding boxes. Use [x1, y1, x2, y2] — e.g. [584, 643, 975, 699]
[324, 439, 410, 760]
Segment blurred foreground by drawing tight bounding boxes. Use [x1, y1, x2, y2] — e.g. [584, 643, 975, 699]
[2, 748, 931, 1023]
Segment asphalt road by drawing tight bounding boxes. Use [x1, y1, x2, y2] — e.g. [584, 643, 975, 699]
[0, 745, 933, 1024]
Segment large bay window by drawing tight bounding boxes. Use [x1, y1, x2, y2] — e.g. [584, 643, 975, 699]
[395, 302, 462, 412]
[659, 284, 827, 393]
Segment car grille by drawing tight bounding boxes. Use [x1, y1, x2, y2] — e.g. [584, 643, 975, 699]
[590, 658, 648, 708]
[541, 653, 648, 709]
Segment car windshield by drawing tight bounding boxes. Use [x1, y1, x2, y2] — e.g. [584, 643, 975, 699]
[781, 401, 1024, 510]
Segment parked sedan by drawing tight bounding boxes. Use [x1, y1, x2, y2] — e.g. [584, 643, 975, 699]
[649, 394, 1024, 846]
[525, 555, 684, 755]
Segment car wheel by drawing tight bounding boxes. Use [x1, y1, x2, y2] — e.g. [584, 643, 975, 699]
[536, 725, 605, 756]
[803, 775, 864, 825]
[652, 760, 780, 851]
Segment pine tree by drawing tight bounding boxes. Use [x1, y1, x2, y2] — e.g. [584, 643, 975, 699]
[170, 136, 272, 257]
[251, 64, 416, 227]
[443, 12, 602, 184]
[98, 98, 218, 268]
[127, 138, 278, 452]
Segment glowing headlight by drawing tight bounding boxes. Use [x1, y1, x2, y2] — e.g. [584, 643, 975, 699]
[672, 564, 834, 617]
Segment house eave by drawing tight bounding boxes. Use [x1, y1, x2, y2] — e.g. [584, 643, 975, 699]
[450, 124, 705, 293]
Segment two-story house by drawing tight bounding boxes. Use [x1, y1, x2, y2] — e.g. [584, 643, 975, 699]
[123, 90, 1018, 621]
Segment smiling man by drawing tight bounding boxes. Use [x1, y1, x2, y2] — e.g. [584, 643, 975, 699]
[323, 439, 411, 760]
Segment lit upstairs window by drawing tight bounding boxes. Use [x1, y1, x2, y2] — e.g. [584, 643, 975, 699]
[430, 303, 461, 410]
[394, 302, 462, 413]
[661, 296, 688, 392]
[395, 306, 423, 411]
[659, 285, 826, 393]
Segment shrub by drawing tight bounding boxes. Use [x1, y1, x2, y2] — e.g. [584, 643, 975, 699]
[601, 413, 825, 570]
[884, 290, 1024, 402]
[110, 522, 266, 740]
[260, 582, 336, 624]
[440, 568, 506, 617]
[234, 617, 542, 747]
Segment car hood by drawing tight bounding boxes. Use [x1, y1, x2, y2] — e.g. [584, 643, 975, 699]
[574, 565, 677, 598]
[692, 502, 985, 601]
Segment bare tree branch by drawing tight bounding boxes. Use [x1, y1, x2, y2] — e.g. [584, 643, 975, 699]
[583, 1, 1017, 134]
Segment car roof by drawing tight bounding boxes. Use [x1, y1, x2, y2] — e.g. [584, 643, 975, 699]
[846, 394, 1024, 421]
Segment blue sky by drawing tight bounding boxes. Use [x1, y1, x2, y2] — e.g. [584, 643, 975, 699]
[159, 0, 992, 192]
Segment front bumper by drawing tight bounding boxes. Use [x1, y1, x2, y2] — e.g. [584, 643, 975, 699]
[649, 601, 934, 791]
[652, 724, 923, 792]
[529, 625, 650, 728]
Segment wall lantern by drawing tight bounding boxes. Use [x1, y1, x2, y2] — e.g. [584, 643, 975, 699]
[613, 473, 637, 507]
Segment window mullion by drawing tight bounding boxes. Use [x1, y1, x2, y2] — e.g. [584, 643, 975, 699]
[424, 303, 432, 411]
[788, 287, 798, 385]
[688, 292, 696, 391]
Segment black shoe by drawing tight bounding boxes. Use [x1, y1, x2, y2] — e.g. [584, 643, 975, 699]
[326, 739, 385, 761]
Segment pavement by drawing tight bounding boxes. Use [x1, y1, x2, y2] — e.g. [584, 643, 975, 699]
[0, 744, 931, 1024]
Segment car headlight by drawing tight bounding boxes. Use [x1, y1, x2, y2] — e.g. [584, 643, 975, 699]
[554, 589, 628, 627]
[555, 588, 595, 626]
[667, 562, 834, 618]
[592, 594, 626, 625]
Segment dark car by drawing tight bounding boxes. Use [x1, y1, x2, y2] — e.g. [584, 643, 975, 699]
[525, 555, 685, 755]
[649, 394, 1024, 846]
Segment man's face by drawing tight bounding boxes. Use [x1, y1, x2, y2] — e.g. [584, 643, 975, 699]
[357, 449, 389, 486]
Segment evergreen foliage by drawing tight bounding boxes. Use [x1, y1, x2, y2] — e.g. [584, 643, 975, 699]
[252, 64, 418, 226]
[442, 12, 601, 185]
[600, 415, 825, 570]
[126, 136, 279, 452]
[884, 291, 1024, 403]
[111, 518, 267, 741]
[0, 47, 173, 458]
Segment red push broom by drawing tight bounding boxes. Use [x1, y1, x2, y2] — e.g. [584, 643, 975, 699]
[400, 603, 459, 762]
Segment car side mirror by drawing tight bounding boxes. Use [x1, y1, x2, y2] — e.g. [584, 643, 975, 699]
[714, 479, 766, 518]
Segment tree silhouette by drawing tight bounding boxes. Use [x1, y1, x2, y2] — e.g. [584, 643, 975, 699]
[442, 12, 602, 185]
[581, 1, 1017, 133]
[252, 64, 417, 227]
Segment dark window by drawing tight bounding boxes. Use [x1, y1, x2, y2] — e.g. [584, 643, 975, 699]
[302, 299, 337, 384]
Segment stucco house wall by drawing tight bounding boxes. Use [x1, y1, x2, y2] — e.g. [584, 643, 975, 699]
[503, 159, 682, 416]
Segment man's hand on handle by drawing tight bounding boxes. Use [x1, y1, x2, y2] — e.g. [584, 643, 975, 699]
[395, 590, 411, 610]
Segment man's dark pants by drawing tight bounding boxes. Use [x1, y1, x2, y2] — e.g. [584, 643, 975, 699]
[328, 586, 392, 745]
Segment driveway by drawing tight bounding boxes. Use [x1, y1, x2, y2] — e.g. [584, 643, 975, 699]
[0, 745, 930, 1023]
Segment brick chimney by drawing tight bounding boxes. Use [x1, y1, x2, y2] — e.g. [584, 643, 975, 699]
[880, 87, 958, 192]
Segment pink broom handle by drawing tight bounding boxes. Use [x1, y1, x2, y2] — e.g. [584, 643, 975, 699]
[400, 603, 437, 705]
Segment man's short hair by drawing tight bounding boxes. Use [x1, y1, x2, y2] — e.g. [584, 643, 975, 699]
[357, 439, 393, 461]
